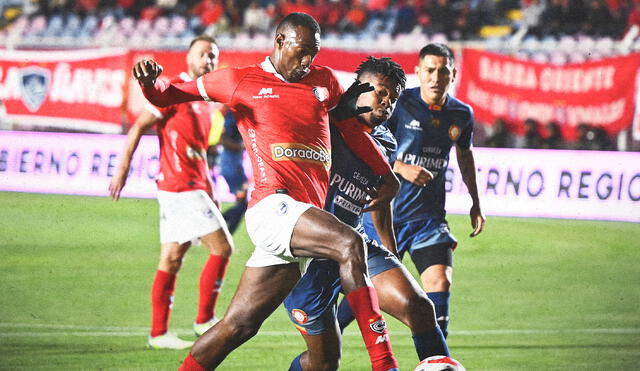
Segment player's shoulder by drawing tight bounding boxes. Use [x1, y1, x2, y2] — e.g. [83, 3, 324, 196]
[308, 65, 339, 82]
[396, 87, 422, 109]
[371, 125, 397, 156]
[445, 95, 473, 115]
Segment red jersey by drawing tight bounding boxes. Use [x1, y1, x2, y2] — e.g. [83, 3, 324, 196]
[150, 72, 214, 193]
[142, 58, 391, 208]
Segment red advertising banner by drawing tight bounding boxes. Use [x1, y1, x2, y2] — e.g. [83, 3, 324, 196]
[456, 49, 640, 139]
[0, 48, 130, 133]
[0, 47, 419, 133]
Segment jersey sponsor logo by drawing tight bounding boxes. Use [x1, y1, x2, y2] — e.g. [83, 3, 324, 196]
[272, 143, 331, 170]
[432, 118, 441, 126]
[334, 195, 362, 215]
[398, 152, 448, 174]
[20, 66, 50, 112]
[312, 87, 328, 102]
[186, 145, 206, 161]
[169, 131, 182, 172]
[405, 119, 422, 131]
[248, 128, 267, 182]
[330, 173, 368, 204]
[369, 319, 387, 334]
[252, 87, 280, 99]
[449, 125, 461, 141]
[291, 309, 308, 324]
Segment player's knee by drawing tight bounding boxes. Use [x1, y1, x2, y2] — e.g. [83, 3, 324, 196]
[204, 231, 234, 257]
[211, 239, 234, 257]
[423, 275, 451, 292]
[224, 316, 260, 342]
[160, 253, 185, 274]
[337, 230, 366, 264]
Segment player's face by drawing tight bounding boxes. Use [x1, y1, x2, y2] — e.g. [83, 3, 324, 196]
[356, 73, 400, 128]
[187, 40, 219, 79]
[274, 26, 320, 82]
[415, 54, 455, 106]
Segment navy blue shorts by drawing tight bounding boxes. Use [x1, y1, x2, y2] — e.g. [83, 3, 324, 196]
[394, 218, 457, 259]
[284, 239, 401, 335]
[364, 214, 457, 261]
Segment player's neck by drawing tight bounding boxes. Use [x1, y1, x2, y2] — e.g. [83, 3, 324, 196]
[421, 93, 447, 107]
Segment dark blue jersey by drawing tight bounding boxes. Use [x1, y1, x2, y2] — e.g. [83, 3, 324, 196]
[388, 88, 474, 222]
[324, 124, 397, 232]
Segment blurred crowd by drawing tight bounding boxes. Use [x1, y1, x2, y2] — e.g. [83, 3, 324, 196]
[2, 0, 639, 41]
[481, 118, 618, 150]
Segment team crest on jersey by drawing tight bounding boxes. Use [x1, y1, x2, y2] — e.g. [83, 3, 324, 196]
[431, 118, 440, 126]
[312, 87, 328, 102]
[369, 319, 387, 334]
[448, 125, 461, 141]
[291, 309, 308, 324]
[20, 67, 50, 112]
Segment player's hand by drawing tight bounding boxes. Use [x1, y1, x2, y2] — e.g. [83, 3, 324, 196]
[469, 203, 485, 237]
[132, 59, 163, 87]
[108, 168, 128, 201]
[330, 80, 374, 121]
[394, 161, 433, 187]
[363, 171, 399, 212]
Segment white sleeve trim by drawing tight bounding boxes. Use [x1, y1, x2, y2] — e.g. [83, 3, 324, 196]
[145, 104, 163, 119]
[197, 77, 212, 102]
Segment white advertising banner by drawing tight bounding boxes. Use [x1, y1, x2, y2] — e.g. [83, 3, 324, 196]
[447, 148, 640, 222]
[0, 131, 638, 222]
[0, 131, 238, 201]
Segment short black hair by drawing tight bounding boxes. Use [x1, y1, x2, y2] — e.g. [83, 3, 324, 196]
[419, 43, 454, 65]
[356, 56, 406, 91]
[190, 35, 217, 48]
[276, 12, 321, 36]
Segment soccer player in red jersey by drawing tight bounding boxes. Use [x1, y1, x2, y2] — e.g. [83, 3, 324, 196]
[132, 13, 401, 371]
[109, 36, 234, 349]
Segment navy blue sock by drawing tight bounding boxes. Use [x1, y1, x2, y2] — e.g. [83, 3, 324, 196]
[222, 199, 247, 234]
[336, 296, 355, 332]
[288, 353, 303, 371]
[412, 327, 450, 360]
[427, 291, 450, 338]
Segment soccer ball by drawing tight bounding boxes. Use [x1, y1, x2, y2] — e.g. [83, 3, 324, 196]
[414, 355, 466, 371]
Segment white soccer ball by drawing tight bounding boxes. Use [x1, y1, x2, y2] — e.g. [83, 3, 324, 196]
[414, 355, 466, 371]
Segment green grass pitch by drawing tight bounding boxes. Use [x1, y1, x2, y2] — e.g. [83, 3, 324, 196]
[0, 192, 638, 370]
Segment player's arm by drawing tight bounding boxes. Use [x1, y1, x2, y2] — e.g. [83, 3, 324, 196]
[133, 59, 235, 107]
[370, 202, 397, 256]
[456, 144, 485, 237]
[109, 110, 159, 201]
[392, 160, 433, 187]
[336, 119, 399, 210]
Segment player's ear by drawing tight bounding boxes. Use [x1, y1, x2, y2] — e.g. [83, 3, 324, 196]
[451, 66, 457, 82]
[275, 33, 285, 49]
